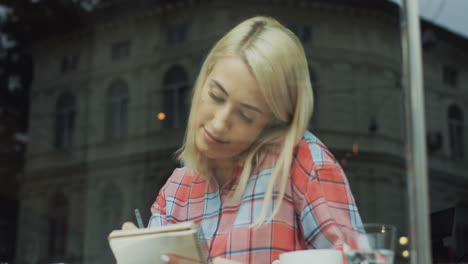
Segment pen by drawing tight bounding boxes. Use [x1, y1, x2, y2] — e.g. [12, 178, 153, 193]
[134, 208, 144, 229]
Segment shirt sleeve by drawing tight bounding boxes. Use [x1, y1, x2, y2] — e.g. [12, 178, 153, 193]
[147, 167, 190, 228]
[292, 137, 363, 250]
[148, 185, 168, 228]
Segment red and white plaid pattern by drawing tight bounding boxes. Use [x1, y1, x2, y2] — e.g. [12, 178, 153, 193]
[149, 131, 363, 263]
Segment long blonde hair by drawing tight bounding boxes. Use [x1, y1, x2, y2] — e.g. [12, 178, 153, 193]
[177, 16, 313, 226]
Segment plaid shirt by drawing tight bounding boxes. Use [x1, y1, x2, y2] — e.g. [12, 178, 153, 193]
[149, 131, 363, 263]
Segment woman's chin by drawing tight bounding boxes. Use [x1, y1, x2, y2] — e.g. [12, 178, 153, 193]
[197, 144, 231, 161]
[196, 135, 239, 160]
[199, 148, 223, 160]
[196, 141, 216, 159]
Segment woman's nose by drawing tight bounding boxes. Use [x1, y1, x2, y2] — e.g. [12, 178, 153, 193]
[211, 106, 231, 133]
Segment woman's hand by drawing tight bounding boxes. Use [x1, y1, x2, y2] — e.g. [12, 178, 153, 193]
[120, 223, 240, 264]
[161, 254, 241, 264]
[121, 222, 138, 230]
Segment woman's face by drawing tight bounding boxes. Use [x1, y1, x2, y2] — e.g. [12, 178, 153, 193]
[195, 56, 272, 162]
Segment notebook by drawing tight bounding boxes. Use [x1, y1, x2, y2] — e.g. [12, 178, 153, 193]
[108, 221, 207, 264]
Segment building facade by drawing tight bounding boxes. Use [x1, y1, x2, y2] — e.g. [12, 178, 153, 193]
[15, 0, 467, 263]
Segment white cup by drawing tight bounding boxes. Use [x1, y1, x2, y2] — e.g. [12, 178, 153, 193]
[273, 249, 343, 264]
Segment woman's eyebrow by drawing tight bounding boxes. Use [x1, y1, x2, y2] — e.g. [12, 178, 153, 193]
[240, 103, 263, 114]
[211, 79, 228, 95]
[211, 79, 263, 114]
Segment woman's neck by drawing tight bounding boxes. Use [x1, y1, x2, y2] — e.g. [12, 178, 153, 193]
[210, 158, 236, 187]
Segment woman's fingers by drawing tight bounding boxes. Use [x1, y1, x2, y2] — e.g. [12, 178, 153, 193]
[121, 222, 138, 230]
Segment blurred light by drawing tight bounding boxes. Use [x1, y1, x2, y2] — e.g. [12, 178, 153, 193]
[402, 250, 410, 258]
[157, 112, 166, 120]
[399, 236, 409, 246]
[381, 225, 386, 233]
[352, 142, 359, 154]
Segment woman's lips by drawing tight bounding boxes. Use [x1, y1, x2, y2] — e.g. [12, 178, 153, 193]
[203, 128, 228, 144]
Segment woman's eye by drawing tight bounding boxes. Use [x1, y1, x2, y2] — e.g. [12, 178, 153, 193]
[209, 92, 224, 102]
[238, 111, 254, 123]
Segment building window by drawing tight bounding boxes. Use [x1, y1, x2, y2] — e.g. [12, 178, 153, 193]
[111, 40, 131, 60]
[288, 24, 312, 43]
[443, 66, 458, 87]
[106, 80, 129, 139]
[54, 93, 76, 150]
[60, 54, 79, 73]
[166, 24, 188, 45]
[48, 192, 69, 259]
[448, 104, 464, 160]
[161, 65, 189, 129]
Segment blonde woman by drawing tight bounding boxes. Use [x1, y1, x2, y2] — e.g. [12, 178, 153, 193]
[123, 16, 363, 264]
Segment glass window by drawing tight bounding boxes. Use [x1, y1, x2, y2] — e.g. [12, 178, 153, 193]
[448, 104, 464, 160]
[54, 93, 76, 150]
[9, 3, 468, 264]
[166, 24, 188, 45]
[161, 65, 189, 129]
[60, 54, 79, 73]
[111, 41, 131, 60]
[443, 66, 458, 87]
[106, 80, 129, 139]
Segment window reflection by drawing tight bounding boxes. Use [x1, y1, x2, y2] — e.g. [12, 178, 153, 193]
[448, 104, 464, 160]
[162, 65, 190, 129]
[1, 1, 466, 263]
[111, 40, 131, 61]
[106, 80, 129, 139]
[54, 93, 76, 150]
